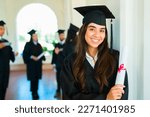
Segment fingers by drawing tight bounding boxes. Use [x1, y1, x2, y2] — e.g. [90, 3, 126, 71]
[31, 56, 38, 61]
[111, 85, 125, 94]
[106, 85, 125, 100]
[55, 48, 60, 54]
[111, 84, 125, 89]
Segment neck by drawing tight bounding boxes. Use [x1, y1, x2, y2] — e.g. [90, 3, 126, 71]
[87, 47, 98, 58]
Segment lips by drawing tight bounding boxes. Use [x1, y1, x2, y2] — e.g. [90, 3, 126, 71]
[91, 38, 100, 43]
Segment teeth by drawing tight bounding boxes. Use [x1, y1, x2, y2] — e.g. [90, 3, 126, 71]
[91, 39, 99, 42]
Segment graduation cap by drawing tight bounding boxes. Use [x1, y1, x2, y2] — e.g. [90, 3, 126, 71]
[74, 5, 115, 25]
[65, 23, 79, 43]
[74, 5, 115, 50]
[57, 29, 65, 35]
[0, 20, 6, 26]
[28, 29, 36, 36]
[69, 23, 79, 33]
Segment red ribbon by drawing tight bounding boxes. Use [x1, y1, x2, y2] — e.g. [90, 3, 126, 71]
[118, 64, 126, 73]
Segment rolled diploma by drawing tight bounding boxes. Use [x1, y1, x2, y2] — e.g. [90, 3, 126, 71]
[37, 52, 45, 60]
[115, 47, 127, 85]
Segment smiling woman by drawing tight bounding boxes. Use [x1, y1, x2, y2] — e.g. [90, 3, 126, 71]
[16, 3, 58, 63]
[60, 5, 128, 100]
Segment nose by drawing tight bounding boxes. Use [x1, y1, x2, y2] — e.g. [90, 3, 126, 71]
[93, 30, 100, 38]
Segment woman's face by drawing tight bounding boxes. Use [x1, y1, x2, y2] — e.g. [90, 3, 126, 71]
[85, 23, 106, 49]
[32, 33, 38, 42]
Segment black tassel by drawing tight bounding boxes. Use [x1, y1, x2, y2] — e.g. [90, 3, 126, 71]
[110, 19, 113, 50]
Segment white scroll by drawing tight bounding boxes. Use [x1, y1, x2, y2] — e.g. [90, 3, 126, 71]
[115, 46, 127, 85]
[37, 52, 45, 60]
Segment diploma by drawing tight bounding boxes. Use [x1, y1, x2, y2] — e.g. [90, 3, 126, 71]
[115, 47, 127, 85]
[37, 52, 45, 60]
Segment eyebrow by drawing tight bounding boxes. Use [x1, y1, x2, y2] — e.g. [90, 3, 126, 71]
[88, 25, 105, 30]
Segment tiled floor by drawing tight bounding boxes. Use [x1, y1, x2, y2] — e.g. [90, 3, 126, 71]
[5, 69, 58, 100]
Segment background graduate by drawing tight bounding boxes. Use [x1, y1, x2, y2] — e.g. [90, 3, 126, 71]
[60, 5, 128, 100]
[62, 23, 79, 58]
[51, 29, 65, 99]
[0, 20, 16, 100]
[23, 29, 45, 100]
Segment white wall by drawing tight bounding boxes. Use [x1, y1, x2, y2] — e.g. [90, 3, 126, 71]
[120, 0, 145, 99]
[0, 0, 6, 22]
[65, 0, 87, 28]
[143, 0, 150, 99]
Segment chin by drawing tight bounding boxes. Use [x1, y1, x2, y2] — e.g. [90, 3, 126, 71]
[90, 45, 99, 48]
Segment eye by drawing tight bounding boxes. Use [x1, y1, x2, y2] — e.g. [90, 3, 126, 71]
[100, 29, 105, 33]
[89, 28, 94, 31]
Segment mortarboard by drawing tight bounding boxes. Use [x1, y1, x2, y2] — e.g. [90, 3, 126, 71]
[74, 5, 115, 50]
[57, 29, 65, 34]
[74, 5, 115, 25]
[0, 20, 6, 26]
[65, 23, 79, 43]
[69, 23, 79, 33]
[28, 29, 36, 36]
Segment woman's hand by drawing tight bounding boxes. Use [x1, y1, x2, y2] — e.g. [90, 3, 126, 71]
[106, 84, 125, 100]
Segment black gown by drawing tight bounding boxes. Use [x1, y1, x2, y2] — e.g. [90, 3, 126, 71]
[60, 52, 128, 100]
[62, 40, 75, 58]
[51, 42, 65, 94]
[51, 43, 65, 68]
[0, 39, 15, 99]
[23, 41, 45, 81]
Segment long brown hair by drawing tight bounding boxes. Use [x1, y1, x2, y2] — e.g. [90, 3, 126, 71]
[73, 23, 116, 92]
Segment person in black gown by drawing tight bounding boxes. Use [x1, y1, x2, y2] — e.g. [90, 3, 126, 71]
[23, 29, 45, 100]
[51, 29, 65, 99]
[62, 23, 79, 58]
[60, 5, 128, 100]
[0, 20, 16, 100]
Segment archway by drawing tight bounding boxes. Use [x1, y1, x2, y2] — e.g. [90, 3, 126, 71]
[16, 3, 58, 61]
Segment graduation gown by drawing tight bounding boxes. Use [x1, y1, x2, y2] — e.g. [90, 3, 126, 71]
[0, 39, 15, 88]
[23, 41, 45, 81]
[51, 43, 65, 69]
[62, 40, 75, 58]
[60, 52, 128, 100]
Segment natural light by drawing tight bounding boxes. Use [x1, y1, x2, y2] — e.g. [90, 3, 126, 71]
[16, 3, 58, 56]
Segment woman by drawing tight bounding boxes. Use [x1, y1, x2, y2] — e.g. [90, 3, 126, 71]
[23, 29, 45, 100]
[60, 5, 128, 100]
